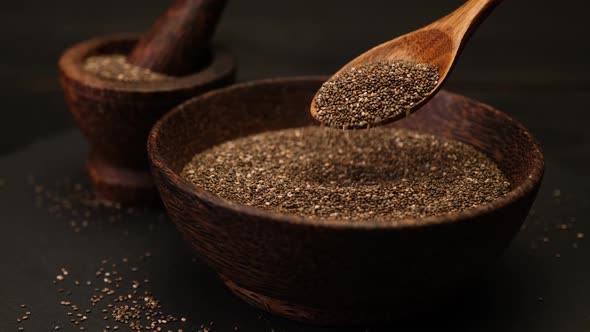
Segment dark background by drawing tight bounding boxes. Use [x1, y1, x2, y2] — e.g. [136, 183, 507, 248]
[1, 0, 589, 331]
[2, 0, 590, 154]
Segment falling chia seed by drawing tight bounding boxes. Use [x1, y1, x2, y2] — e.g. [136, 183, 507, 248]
[314, 60, 439, 128]
[84, 55, 170, 82]
[181, 127, 511, 223]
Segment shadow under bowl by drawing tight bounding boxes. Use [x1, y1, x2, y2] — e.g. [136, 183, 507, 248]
[59, 34, 236, 204]
[147, 77, 544, 325]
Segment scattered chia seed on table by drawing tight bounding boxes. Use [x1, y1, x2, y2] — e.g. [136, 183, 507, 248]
[29, 176, 165, 234]
[39, 255, 194, 331]
[314, 60, 439, 128]
[182, 127, 511, 223]
[84, 55, 170, 82]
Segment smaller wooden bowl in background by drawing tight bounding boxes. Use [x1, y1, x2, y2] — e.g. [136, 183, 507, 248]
[59, 34, 236, 204]
[147, 77, 544, 324]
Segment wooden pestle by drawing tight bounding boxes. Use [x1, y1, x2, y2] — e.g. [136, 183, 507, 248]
[128, 0, 228, 76]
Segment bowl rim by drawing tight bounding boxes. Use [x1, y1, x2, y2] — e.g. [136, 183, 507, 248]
[148, 76, 545, 230]
[58, 33, 236, 93]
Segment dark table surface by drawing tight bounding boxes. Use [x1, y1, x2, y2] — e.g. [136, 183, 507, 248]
[1, 1, 589, 331]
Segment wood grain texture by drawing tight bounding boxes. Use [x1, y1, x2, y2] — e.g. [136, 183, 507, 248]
[59, 34, 236, 204]
[147, 77, 544, 325]
[128, 0, 228, 76]
[310, 0, 503, 128]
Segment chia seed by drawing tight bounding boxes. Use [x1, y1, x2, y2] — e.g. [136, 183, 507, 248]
[84, 55, 170, 82]
[314, 60, 439, 128]
[182, 127, 511, 223]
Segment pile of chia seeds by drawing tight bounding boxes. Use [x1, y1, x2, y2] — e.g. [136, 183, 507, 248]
[314, 60, 439, 128]
[84, 55, 170, 82]
[182, 127, 511, 223]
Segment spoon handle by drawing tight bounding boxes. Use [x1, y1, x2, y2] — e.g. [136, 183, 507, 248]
[431, 0, 504, 42]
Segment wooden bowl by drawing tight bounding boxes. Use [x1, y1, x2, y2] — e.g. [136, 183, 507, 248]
[147, 77, 544, 324]
[59, 34, 236, 204]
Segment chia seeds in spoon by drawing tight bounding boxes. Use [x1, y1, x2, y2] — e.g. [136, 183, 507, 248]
[181, 127, 510, 223]
[314, 60, 439, 129]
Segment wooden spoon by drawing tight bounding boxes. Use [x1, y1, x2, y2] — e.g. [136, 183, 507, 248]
[310, 0, 503, 128]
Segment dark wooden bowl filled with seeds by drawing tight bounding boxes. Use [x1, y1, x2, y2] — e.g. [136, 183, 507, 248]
[59, 34, 235, 204]
[147, 77, 544, 325]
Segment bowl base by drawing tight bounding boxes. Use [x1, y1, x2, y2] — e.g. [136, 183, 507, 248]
[87, 150, 157, 205]
[222, 277, 325, 323]
[222, 275, 461, 325]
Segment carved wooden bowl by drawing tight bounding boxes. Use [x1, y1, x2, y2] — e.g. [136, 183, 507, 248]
[59, 34, 236, 204]
[147, 77, 544, 324]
